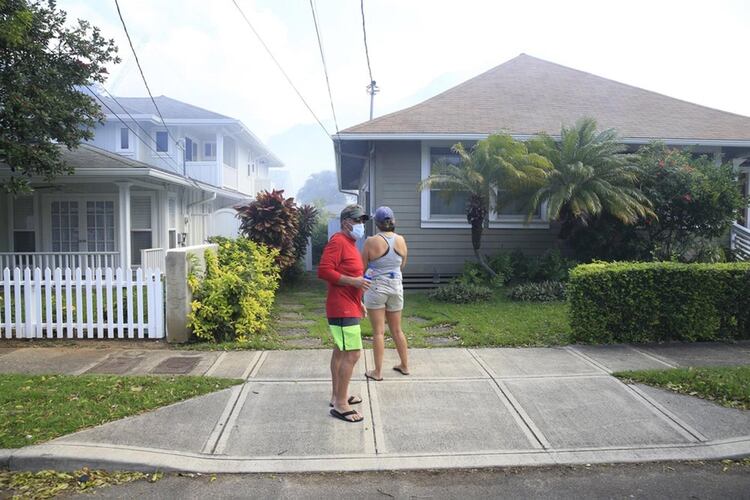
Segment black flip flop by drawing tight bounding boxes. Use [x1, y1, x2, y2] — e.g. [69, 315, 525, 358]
[330, 408, 363, 423]
[393, 366, 410, 376]
[365, 371, 383, 382]
[329, 396, 362, 407]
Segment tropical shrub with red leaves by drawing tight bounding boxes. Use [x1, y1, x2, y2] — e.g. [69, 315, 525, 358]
[235, 189, 300, 271]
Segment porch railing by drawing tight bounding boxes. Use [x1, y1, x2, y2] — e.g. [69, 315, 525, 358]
[730, 223, 750, 261]
[0, 252, 120, 271]
[140, 248, 166, 271]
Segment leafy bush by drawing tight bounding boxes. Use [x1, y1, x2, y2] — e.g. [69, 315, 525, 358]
[460, 261, 505, 288]
[311, 217, 329, 265]
[429, 280, 493, 304]
[292, 204, 319, 263]
[508, 281, 566, 302]
[188, 237, 280, 344]
[235, 189, 299, 271]
[568, 261, 750, 344]
[509, 249, 576, 283]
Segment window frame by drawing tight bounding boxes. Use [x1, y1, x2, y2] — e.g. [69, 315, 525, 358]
[154, 130, 170, 154]
[419, 140, 549, 229]
[116, 127, 133, 153]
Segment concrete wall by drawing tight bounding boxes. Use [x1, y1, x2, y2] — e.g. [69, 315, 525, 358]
[165, 243, 218, 343]
[372, 140, 558, 275]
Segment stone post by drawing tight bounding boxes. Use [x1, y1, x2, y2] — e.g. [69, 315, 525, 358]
[165, 243, 218, 343]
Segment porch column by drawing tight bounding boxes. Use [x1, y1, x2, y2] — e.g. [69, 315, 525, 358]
[216, 133, 224, 187]
[117, 182, 132, 269]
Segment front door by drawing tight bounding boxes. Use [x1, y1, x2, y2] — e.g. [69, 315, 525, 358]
[48, 199, 116, 252]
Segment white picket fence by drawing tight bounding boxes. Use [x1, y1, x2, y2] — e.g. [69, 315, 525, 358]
[0, 267, 164, 339]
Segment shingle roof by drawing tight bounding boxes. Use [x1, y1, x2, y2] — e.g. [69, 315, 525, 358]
[98, 95, 233, 120]
[340, 54, 750, 142]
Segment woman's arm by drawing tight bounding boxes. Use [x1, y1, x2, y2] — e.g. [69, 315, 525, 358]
[361, 236, 372, 270]
[399, 235, 408, 271]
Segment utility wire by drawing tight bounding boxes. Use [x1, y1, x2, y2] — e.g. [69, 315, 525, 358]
[360, 0, 374, 83]
[309, 0, 339, 135]
[113, 0, 184, 153]
[231, 0, 331, 138]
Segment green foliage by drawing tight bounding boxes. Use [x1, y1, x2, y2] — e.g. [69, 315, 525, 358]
[527, 118, 653, 237]
[235, 189, 300, 271]
[296, 170, 353, 206]
[188, 237, 280, 344]
[509, 249, 576, 282]
[418, 134, 553, 275]
[568, 261, 750, 343]
[0, 0, 120, 193]
[284, 203, 319, 283]
[508, 281, 566, 302]
[311, 216, 329, 265]
[615, 366, 750, 410]
[460, 261, 505, 288]
[428, 280, 493, 304]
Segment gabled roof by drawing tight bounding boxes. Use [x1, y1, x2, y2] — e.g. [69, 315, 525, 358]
[340, 54, 750, 143]
[97, 95, 233, 120]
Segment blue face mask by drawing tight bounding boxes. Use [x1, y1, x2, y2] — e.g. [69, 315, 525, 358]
[350, 223, 365, 240]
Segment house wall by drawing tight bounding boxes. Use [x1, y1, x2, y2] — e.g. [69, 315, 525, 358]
[372, 141, 558, 275]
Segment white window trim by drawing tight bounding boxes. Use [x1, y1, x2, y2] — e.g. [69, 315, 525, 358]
[420, 140, 550, 230]
[115, 127, 134, 154]
[41, 194, 120, 252]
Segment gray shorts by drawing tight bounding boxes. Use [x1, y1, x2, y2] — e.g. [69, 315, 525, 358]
[363, 277, 404, 312]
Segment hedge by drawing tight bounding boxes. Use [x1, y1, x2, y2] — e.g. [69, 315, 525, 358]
[568, 261, 750, 343]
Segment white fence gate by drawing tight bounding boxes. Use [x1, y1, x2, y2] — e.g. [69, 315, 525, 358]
[0, 267, 164, 339]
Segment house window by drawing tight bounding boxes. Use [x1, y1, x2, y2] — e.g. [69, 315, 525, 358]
[168, 197, 178, 249]
[13, 196, 35, 252]
[248, 162, 256, 176]
[204, 142, 216, 159]
[429, 147, 468, 217]
[86, 201, 115, 252]
[155, 131, 169, 153]
[119, 127, 130, 150]
[130, 195, 153, 265]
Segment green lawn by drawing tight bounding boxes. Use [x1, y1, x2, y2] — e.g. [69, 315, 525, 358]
[614, 366, 750, 410]
[267, 276, 571, 349]
[0, 374, 241, 448]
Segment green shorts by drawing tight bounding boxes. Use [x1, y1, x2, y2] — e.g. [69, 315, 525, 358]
[328, 317, 362, 351]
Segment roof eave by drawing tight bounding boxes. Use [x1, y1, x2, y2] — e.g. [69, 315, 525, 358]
[333, 133, 750, 147]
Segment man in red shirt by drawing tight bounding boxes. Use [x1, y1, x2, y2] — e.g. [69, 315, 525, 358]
[318, 204, 371, 423]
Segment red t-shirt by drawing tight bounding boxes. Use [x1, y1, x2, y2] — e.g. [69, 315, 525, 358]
[317, 232, 364, 318]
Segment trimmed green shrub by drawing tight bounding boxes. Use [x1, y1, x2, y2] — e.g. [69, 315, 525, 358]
[429, 281, 493, 304]
[568, 261, 750, 343]
[508, 281, 566, 302]
[509, 249, 576, 283]
[188, 237, 280, 344]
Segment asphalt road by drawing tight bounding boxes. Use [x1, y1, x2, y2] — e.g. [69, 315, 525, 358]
[66, 461, 750, 499]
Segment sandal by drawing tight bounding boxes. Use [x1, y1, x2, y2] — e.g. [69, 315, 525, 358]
[329, 395, 362, 407]
[393, 366, 410, 376]
[365, 371, 383, 382]
[330, 408, 363, 423]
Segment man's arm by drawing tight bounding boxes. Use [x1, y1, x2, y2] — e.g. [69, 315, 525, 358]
[318, 236, 370, 289]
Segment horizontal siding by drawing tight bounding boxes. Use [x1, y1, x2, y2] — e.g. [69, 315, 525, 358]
[373, 140, 558, 275]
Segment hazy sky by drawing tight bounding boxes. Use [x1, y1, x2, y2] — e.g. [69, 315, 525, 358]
[59, 0, 750, 195]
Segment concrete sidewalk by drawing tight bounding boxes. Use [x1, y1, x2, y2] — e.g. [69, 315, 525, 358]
[1, 342, 749, 473]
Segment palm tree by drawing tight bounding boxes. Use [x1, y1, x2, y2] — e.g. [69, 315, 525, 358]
[418, 134, 552, 276]
[527, 118, 654, 238]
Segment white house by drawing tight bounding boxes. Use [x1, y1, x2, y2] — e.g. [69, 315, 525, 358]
[0, 93, 283, 271]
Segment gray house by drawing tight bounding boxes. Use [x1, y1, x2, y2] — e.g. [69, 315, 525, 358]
[334, 54, 750, 278]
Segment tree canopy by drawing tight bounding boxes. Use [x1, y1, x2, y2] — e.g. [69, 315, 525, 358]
[296, 170, 354, 207]
[0, 0, 119, 193]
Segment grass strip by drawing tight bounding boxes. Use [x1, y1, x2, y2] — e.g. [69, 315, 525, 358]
[614, 366, 750, 410]
[0, 374, 241, 448]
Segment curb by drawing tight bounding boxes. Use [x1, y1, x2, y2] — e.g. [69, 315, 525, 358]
[4, 437, 750, 473]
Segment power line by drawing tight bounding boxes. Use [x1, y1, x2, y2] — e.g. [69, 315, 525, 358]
[360, 0, 374, 83]
[309, 0, 339, 135]
[231, 0, 331, 138]
[113, 0, 184, 154]
[360, 0, 379, 120]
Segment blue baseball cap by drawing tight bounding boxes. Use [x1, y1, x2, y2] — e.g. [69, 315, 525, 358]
[374, 206, 394, 222]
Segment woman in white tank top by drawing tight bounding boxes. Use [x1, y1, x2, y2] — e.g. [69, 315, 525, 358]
[362, 206, 410, 381]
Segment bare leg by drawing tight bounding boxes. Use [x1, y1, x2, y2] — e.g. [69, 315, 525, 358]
[333, 350, 363, 421]
[330, 347, 341, 403]
[366, 308, 386, 380]
[386, 310, 409, 374]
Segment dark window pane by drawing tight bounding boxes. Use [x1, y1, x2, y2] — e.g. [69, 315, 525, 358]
[156, 131, 168, 152]
[430, 191, 468, 216]
[13, 232, 35, 252]
[120, 128, 129, 149]
[131, 231, 153, 265]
